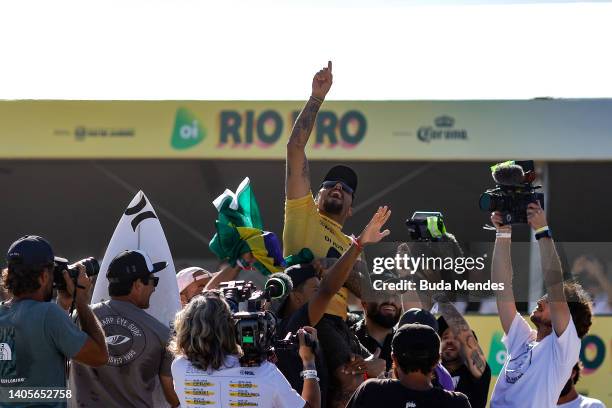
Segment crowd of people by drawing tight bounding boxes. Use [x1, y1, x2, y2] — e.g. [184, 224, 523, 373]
[0, 62, 607, 408]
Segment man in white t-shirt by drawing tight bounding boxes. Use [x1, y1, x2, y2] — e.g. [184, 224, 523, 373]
[171, 291, 320, 408]
[557, 362, 606, 408]
[489, 199, 593, 408]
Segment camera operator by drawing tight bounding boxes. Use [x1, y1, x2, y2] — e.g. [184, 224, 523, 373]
[69, 249, 179, 408]
[346, 324, 471, 408]
[171, 290, 321, 408]
[276, 206, 391, 408]
[489, 203, 593, 407]
[0, 236, 108, 398]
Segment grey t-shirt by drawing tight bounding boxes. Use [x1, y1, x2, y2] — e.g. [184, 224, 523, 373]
[0, 299, 88, 407]
[69, 299, 173, 408]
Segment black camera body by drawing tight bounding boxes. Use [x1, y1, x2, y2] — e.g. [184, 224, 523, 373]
[479, 160, 545, 225]
[219, 277, 314, 367]
[53, 257, 99, 291]
[275, 331, 317, 353]
[406, 211, 448, 242]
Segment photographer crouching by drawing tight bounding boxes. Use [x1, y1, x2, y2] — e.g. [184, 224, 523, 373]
[0, 235, 108, 406]
[171, 290, 321, 408]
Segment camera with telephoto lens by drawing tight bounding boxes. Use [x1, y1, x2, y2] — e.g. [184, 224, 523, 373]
[53, 257, 100, 291]
[219, 274, 315, 366]
[479, 160, 545, 225]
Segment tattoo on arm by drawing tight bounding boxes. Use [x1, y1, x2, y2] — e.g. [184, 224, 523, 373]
[302, 159, 309, 178]
[289, 98, 322, 148]
[439, 301, 486, 376]
[470, 349, 486, 373]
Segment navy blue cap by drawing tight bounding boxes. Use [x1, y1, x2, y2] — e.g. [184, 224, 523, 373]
[399, 308, 439, 332]
[107, 250, 167, 283]
[6, 235, 56, 267]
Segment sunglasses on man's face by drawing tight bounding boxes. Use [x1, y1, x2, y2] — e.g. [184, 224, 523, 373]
[321, 180, 354, 195]
[145, 276, 160, 287]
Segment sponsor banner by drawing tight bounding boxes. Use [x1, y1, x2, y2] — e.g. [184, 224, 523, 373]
[467, 315, 611, 406]
[1, 100, 611, 160]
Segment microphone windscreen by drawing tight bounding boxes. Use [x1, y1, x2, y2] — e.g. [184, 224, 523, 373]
[493, 164, 524, 186]
[265, 272, 294, 299]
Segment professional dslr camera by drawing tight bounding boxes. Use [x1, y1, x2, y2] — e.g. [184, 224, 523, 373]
[220, 274, 315, 366]
[479, 160, 545, 225]
[406, 211, 449, 242]
[53, 257, 99, 291]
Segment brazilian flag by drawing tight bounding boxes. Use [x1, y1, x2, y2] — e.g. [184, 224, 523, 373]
[209, 177, 285, 276]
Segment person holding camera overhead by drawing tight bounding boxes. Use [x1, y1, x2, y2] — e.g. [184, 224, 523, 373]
[171, 290, 321, 408]
[69, 249, 179, 408]
[0, 235, 108, 406]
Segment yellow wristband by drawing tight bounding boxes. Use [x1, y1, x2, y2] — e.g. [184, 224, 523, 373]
[535, 226, 549, 234]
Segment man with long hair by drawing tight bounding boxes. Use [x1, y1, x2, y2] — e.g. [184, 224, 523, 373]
[171, 291, 321, 408]
[490, 202, 593, 407]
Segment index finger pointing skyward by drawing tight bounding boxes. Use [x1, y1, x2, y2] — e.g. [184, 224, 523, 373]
[328, 60, 332, 72]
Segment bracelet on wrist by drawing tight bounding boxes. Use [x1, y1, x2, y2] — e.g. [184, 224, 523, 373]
[535, 227, 552, 240]
[350, 235, 364, 252]
[310, 95, 324, 104]
[496, 231, 511, 239]
[301, 369, 319, 381]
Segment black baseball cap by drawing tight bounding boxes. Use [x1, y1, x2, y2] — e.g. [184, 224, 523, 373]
[321, 165, 358, 194]
[399, 308, 439, 331]
[392, 323, 441, 359]
[285, 263, 318, 289]
[6, 235, 59, 267]
[107, 250, 167, 283]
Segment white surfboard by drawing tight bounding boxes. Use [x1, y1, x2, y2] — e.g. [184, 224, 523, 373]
[91, 191, 181, 328]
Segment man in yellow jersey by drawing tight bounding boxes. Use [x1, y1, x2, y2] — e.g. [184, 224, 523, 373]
[284, 61, 386, 408]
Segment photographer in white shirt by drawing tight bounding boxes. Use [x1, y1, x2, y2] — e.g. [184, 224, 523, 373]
[170, 290, 320, 408]
[489, 202, 593, 408]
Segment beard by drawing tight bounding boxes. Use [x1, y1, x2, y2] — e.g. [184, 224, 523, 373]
[530, 314, 552, 330]
[44, 285, 54, 302]
[368, 303, 400, 329]
[322, 196, 344, 215]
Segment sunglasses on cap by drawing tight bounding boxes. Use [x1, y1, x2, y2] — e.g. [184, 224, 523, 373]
[321, 180, 354, 195]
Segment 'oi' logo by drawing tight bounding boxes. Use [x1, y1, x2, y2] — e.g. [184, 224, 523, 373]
[171, 108, 205, 150]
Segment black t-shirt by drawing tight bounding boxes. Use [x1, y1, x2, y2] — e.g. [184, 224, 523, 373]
[447, 363, 491, 408]
[347, 379, 472, 408]
[352, 319, 394, 371]
[275, 303, 329, 407]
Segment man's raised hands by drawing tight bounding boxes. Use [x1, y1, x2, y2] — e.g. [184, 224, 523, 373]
[358, 206, 391, 246]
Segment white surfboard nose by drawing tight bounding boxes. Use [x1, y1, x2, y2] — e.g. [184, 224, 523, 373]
[92, 190, 181, 328]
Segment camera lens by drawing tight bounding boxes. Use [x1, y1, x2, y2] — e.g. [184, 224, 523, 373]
[81, 257, 100, 277]
[479, 193, 494, 211]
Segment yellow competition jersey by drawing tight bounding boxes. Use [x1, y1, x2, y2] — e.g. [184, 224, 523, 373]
[283, 192, 352, 319]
